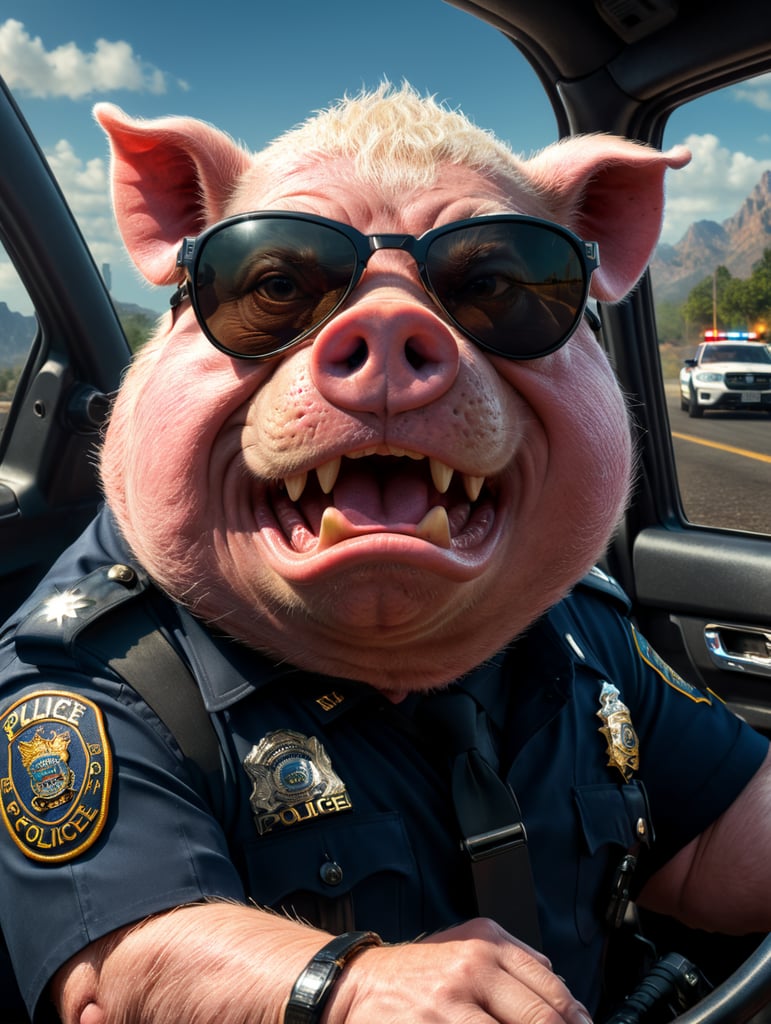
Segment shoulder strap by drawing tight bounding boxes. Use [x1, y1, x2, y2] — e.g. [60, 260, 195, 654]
[79, 601, 222, 776]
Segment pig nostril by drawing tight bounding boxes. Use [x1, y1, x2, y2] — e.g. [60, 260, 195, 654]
[345, 339, 368, 372]
[405, 340, 427, 372]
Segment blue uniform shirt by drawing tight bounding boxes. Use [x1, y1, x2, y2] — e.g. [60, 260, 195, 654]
[0, 507, 767, 1022]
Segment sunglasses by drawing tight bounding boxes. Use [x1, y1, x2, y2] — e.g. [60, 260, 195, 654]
[173, 211, 600, 362]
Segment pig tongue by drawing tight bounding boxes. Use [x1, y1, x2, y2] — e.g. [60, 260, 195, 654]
[333, 472, 429, 525]
[315, 472, 452, 550]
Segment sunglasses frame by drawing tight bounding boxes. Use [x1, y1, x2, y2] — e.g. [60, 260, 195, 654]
[174, 210, 600, 362]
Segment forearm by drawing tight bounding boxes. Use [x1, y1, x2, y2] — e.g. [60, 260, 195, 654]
[53, 901, 334, 1024]
[53, 910, 593, 1024]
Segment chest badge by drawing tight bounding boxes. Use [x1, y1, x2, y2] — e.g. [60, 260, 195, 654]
[0, 690, 112, 862]
[243, 729, 352, 836]
[597, 680, 640, 782]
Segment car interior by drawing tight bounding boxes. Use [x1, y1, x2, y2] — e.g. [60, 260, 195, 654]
[0, 0, 770, 1020]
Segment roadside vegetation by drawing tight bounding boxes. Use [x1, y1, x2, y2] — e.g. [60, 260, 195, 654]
[656, 246, 771, 377]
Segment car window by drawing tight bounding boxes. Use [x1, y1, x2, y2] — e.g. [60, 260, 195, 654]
[655, 75, 771, 537]
[0, 241, 37, 446]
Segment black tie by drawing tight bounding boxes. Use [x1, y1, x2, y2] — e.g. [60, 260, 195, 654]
[427, 688, 543, 950]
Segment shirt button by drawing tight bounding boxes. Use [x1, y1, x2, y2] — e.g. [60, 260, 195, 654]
[319, 861, 344, 886]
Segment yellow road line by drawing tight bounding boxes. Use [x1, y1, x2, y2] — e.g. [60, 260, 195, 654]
[671, 431, 771, 464]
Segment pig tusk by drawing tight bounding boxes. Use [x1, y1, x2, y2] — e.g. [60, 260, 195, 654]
[463, 475, 485, 502]
[285, 471, 308, 502]
[416, 506, 452, 548]
[316, 457, 342, 494]
[317, 506, 351, 550]
[430, 458, 454, 494]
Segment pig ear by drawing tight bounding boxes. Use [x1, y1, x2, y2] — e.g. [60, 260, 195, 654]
[93, 103, 253, 285]
[526, 135, 691, 302]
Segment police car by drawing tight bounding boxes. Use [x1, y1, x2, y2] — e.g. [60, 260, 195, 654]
[679, 334, 771, 417]
[0, 2, 770, 1022]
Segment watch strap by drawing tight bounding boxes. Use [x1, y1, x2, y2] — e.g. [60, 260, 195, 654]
[283, 930, 382, 1024]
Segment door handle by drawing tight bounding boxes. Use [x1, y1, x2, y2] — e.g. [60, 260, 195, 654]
[704, 624, 771, 677]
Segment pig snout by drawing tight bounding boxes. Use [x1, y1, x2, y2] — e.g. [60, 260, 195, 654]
[309, 298, 461, 415]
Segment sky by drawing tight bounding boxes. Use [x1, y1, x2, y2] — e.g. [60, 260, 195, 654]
[2, 0, 771, 315]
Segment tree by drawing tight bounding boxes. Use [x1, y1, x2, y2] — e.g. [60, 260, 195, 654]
[682, 265, 733, 332]
[118, 311, 157, 353]
[680, 248, 771, 337]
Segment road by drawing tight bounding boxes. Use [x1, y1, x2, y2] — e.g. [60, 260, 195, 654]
[664, 381, 771, 535]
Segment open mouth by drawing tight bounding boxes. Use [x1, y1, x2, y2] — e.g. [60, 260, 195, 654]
[262, 445, 497, 558]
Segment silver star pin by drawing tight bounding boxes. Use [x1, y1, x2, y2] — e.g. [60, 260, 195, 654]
[40, 589, 95, 627]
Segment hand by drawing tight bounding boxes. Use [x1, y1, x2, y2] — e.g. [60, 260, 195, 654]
[325, 918, 593, 1024]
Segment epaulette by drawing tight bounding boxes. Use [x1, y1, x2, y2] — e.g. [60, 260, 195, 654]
[14, 562, 150, 669]
[12, 562, 222, 776]
[575, 565, 632, 615]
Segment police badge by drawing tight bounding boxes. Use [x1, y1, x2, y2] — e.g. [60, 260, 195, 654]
[1, 690, 112, 862]
[596, 680, 640, 782]
[243, 729, 352, 835]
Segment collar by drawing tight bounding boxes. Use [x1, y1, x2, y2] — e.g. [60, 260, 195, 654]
[95, 506, 592, 718]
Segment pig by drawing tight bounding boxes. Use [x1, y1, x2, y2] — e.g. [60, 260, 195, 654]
[0, 84, 769, 1024]
[97, 91, 673, 695]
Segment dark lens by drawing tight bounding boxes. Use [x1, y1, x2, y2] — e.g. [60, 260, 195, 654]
[194, 218, 358, 357]
[425, 221, 587, 358]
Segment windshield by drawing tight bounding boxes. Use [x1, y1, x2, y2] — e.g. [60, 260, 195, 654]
[700, 344, 771, 364]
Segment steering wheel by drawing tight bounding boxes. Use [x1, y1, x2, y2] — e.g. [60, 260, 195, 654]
[675, 934, 771, 1024]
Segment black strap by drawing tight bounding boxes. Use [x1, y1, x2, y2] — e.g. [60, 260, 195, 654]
[428, 690, 543, 950]
[79, 601, 222, 775]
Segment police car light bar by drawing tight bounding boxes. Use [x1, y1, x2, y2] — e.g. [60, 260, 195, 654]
[703, 330, 759, 340]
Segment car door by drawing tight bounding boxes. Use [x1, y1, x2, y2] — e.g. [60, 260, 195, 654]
[0, 78, 129, 623]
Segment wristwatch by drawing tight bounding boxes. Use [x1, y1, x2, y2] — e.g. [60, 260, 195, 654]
[283, 930, 383, 1024]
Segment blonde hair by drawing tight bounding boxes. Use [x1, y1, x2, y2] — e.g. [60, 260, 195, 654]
[243, 81, 529, 200]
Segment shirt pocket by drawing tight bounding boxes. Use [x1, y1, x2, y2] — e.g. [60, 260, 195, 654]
[572, 782, 648, 943]
[239, 811, 417, 939]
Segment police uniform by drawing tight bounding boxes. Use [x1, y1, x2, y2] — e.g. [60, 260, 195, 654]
[0, 507, 766, 1023]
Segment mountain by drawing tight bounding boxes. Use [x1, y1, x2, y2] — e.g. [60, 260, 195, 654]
[650, 170, 771, 303]
[0, 299, 159, 370]
[0, 302, 36, 369]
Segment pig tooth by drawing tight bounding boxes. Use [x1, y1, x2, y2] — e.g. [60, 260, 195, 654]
[463, 474, 485, 502]
[316, 457, 342, 494]
[430, 458, 454, 494]
[284, 471, 308, 502]
[318, 507, 350, 550]
[416, 506, 452, 549]
[388, 446, 424, 460]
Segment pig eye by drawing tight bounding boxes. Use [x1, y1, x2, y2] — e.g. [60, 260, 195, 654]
[256, 273, 303, 303]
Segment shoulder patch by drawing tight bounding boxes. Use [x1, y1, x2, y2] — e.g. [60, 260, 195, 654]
[630, 626, 712, 705]
[0, 690, 113, 862]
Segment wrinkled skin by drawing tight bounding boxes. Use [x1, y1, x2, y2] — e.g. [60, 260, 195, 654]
[99, 143, 682, 695]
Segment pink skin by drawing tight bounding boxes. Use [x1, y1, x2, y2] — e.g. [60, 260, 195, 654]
[103, 160, 632, 695]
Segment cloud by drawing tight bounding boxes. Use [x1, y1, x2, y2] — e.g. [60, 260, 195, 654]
[0, 133, 165, 315]
[733, 72, 771, 113]
[43, 139, 129, 275]
[0, 19, 186, 99]
[660, 132, 771, 244]
[0, 260, 33, 317]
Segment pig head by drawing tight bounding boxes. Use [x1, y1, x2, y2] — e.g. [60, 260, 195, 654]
[94, 87, 689, 696]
